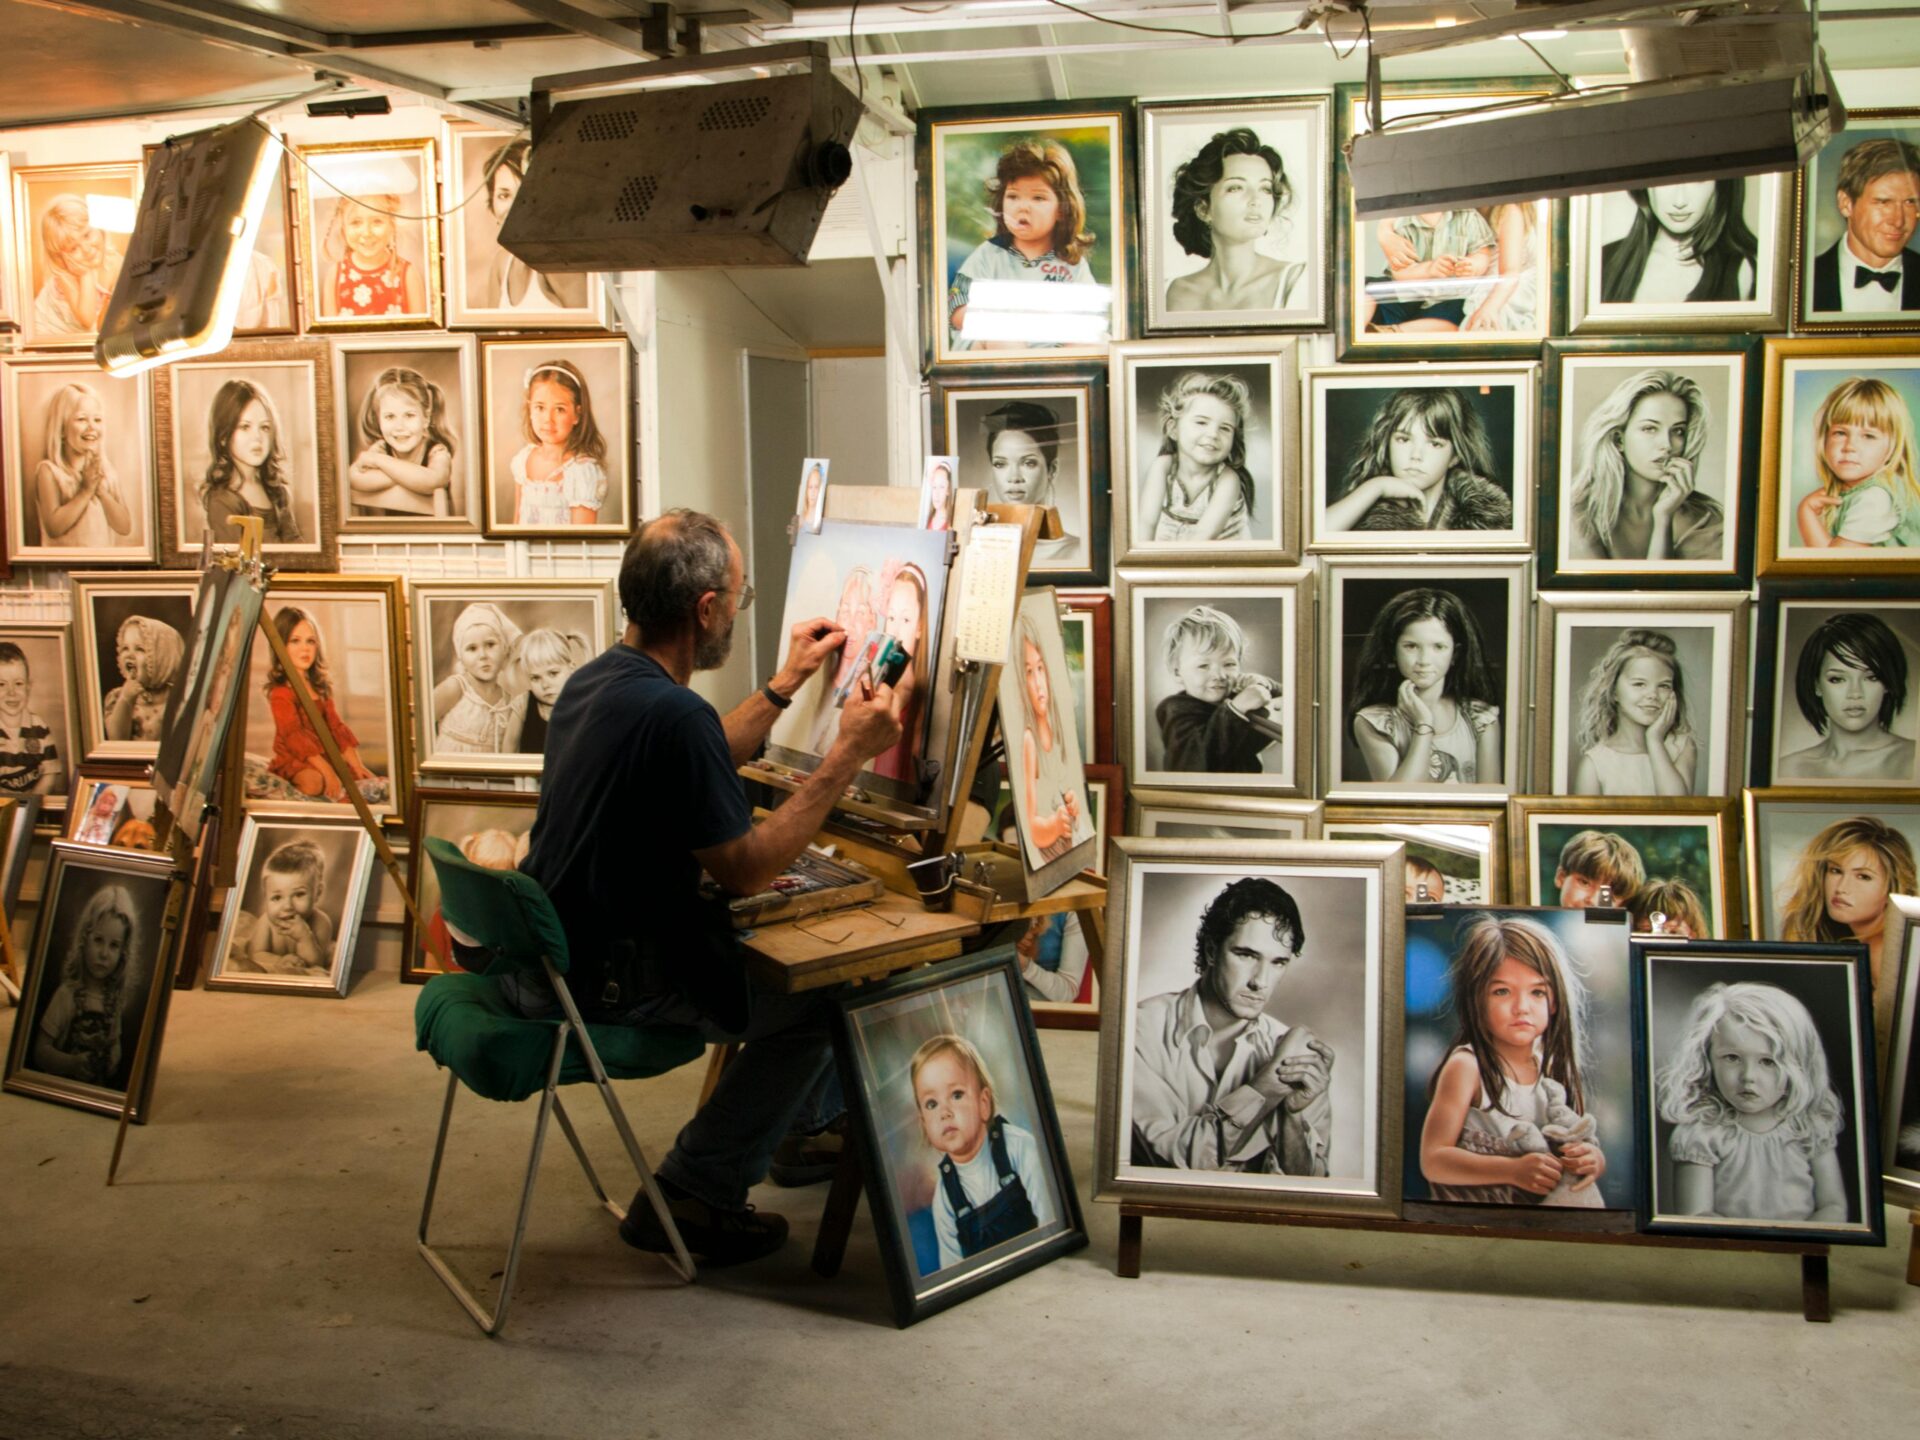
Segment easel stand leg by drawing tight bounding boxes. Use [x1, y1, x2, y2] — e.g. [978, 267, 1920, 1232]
[106, 856, 194, 1184]
[812, 1128, 866, 1279]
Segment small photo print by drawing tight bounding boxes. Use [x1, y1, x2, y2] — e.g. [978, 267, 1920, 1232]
[67, 779, 159, 851]
[1640, 946, 1880, 1241]
[207, 816, 376, 995]
[480, 338, 632, 536]
[919, 455, 956, 530]
[1, 359, 154, 564]
[1768, 599, 1920, 787]
[798, 457, 830, 532]
[333, 337, 481, 531]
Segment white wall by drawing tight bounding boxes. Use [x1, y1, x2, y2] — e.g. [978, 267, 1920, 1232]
[809, 355, 890, 487]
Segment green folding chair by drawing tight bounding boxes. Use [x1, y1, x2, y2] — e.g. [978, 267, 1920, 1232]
[413, 836, 705, 1336]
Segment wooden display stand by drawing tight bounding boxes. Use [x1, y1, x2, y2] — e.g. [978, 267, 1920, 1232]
[1113, 1201, 1837, 1322]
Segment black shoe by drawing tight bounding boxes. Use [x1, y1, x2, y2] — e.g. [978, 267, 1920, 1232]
[768, 1126, 846, 1188]
[620, 1176, 789, 1267]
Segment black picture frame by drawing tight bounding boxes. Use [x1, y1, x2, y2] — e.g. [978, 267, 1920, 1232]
[1538, 335, 1761, 590]
[1631, 937, 1885, 1244]
[832, 946, 1087, 1327]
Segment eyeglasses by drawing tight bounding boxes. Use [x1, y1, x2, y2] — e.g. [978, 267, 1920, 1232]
[732, 582, 755, 613]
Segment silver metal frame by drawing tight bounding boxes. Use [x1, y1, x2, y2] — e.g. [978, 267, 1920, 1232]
[417, 951, 694, 1337]
[1877, 893, 1920, 1212]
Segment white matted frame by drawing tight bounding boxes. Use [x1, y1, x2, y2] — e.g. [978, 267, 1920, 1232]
[1110, 336, 1300, 565]
[9, 160, 142, 351]
[1323, 804, 1507, 907]
[69, 570, 201, 765]
[1794, 110, 1920, 334]
[443, 123, 605, 330]
[1536, 592, 1747, 800]
[1095, 836, 1405, 1218]
[1742, 787, 1920, 942]
[1117, 565, 1311, 796]
[1130, 790, 1323, 840]
[291, 137, 443, 331]
[331, 334, 484, 534]
[1305, 360, 1534, 553]
[1, 356, 154, 565]
[0, 622, 78, 814]
[206, 812, 377, 997]
[480, 335, 634, 539]
[1511, 795, 1740, 937]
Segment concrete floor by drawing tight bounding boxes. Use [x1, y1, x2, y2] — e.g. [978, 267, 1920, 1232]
[2, 972, 1917, 1440]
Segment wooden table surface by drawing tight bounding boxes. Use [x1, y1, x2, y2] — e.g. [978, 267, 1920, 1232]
[741, 887, 983, 992]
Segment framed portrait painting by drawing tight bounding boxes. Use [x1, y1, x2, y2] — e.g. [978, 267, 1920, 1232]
[480, 336, 633, 538]
[1096, 837, 1405, 1219]
[69, 571, 200, 765]
[292, 137, 442, 330]
[331, 335, 483, 533]
[1403, 905, 1638, 1211]
[1332, 81, 1558, 359]
[1795, 112, 1920, 333]
[1110, 337, 1299, 565]
[1758, 337, 1920, 576]
[444, 124, 602, 329]
[66, 774, 160, 851]
[1876, 894, 1920, 1209]
[1, 357, 153, 564]
[402, 787, 539, 983]
[929, 363, 1107, 585]
[1321, 555, 1527, 803]
[1752, 583, 1920, 790]
[833, 948, 1087, 1327]
[1138, 95, 1330, 334]
[0, 152, 14, 326]
[995, 589, 1096, 893]
[1634, 939, 1884, 1245]
[920, 102, 1129, 366]
[1305, 361, 1533, 553]
[1130, 790, 1322, 841]
[1323, 804, 1505, 906]
[0, 623, 76, 813]
[1509, 795, 1739, 940]
[1568, 174, 1790, 333]
[9, 160, 141, 350]
[1536, 592, 1747, 800]
[154, 340, 335, 569]
[1742, 788, 1920, 953]
[411, 578, 616, 777]
[1054, 589, 1114, 764]
[1117, 566, 1311, 796]
[206, 813, 376, 997]
[2, 842, 177, 1120]
[237, 576, 412, 822]
[1541, 339, 1755, 588]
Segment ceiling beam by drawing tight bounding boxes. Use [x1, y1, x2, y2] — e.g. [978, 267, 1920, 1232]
[1040, 25, 1071, 99]
[502, 1, 660, 57]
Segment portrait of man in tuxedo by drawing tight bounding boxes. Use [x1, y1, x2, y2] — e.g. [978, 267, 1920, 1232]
[1810, 136, 1920, 319]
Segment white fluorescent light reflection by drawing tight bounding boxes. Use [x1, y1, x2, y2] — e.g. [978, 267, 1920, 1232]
[959, 280, 1113, 345]
[86, 194, 138, 234]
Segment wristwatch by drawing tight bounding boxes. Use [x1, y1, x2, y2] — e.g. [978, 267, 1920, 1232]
[761, 680, 792, 710]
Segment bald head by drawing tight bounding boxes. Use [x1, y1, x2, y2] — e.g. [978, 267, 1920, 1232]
[619, 508, 736, 644]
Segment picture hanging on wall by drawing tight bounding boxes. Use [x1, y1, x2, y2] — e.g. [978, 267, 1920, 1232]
[1874, 894, 1920, 1210]
[1, 357, 154, 565]
[1752, 581, 1920, 789]
[1568, 173, 1791, 333]
[1332, 80, 1559, 359]
[1110, 337, 1299, 565]
[834, 947, 1087, 1327]
[1509, 794, 1739, 940]
[1138, 94, 1331, 334]
[1540, 339, 1756, 588]
[1322, 804, 1505, 906]
[402, 787, 538, 983]
[1634, 938, 1884, 1245]
[480, 336, 633, 538]
[1304, 360, 1533, 553]
[410, 578, 616, 777]
[1758, 336, 1920, 576]
[0, 623, 76, 812]
[1321, 555, 1527, 802]
[237, 576, 412, 822]
[153, 340, 336, 570]
[1053, 589, 1114, 764]
[292, 137, 442, 330]
[1402, 904, 1638, 1211]
[144, 139, 296, 335]
[1096, 837, 1405, 1219]
[0, 153, 15, 328]
[206, 812, 376, 997]
[1795, 110, 1920, 332]
[1536, 592, 1747, 800]
[8, 160, 142, 350]
[444, 123, 602, 329]
[1742, 789, 1920, 964]
[332, 335, 483, 533]
[1117, 565, 1312, 796]
[69, 571, 200, 765]
[929, 362, 1108, 586]
[920, 101, 1130, 366]
[2, 841, 176, 1119]
[1130, 790, 1322, 841]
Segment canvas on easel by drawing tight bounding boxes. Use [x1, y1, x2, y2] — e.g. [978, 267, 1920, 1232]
[994, 588, 1096, 899]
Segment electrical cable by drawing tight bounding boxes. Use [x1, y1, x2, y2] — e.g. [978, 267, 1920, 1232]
[1035, 0, 1319, 42]
[246, 113, 523, 223]
[849, 0, 867, 110]
[1467, 2, 1576, 94]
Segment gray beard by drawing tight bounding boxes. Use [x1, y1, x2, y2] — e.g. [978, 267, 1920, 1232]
[693, 616, 734, 671]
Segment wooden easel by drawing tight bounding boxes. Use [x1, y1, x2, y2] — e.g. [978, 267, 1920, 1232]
[106, 519, 425, 1184]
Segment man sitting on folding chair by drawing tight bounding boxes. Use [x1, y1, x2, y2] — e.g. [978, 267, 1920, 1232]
[497, 508, 911, 1265]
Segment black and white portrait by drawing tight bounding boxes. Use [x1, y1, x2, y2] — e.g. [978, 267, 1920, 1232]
[1573, 176, 1786, 330]
[1325, 560, 1523, 799]
[1798, 119, 1920, 329]
[332, 336, 481, 532]
[445, 126, 599, 329]
[1308, 363, 1531, 551]
[411, 580, 614, 777]
[1640, 946, 1880, 1241]
[1125, 572, 1305, 794]
[1102, 841, 1401, 1217]
[1544, 599, 1743, 798]
[0, 625, 75, 806]
[1553, 351, 1743, 579]
[1141, 97, 1329, 333]
[2, 358, 153, 564]
[73, 576, 198, 763]
[207, 815, 375, 996]
[942, 386, 1091, 576]
[1766, 598, 1920, 788]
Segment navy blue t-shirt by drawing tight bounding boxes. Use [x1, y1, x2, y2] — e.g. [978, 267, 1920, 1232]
[520, 644, 751, 1015]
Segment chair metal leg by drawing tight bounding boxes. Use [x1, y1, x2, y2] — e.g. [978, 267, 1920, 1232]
[550, 1092, 617, 1214]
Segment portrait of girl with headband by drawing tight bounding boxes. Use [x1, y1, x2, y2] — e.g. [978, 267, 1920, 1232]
[431, 602, 528, 755]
